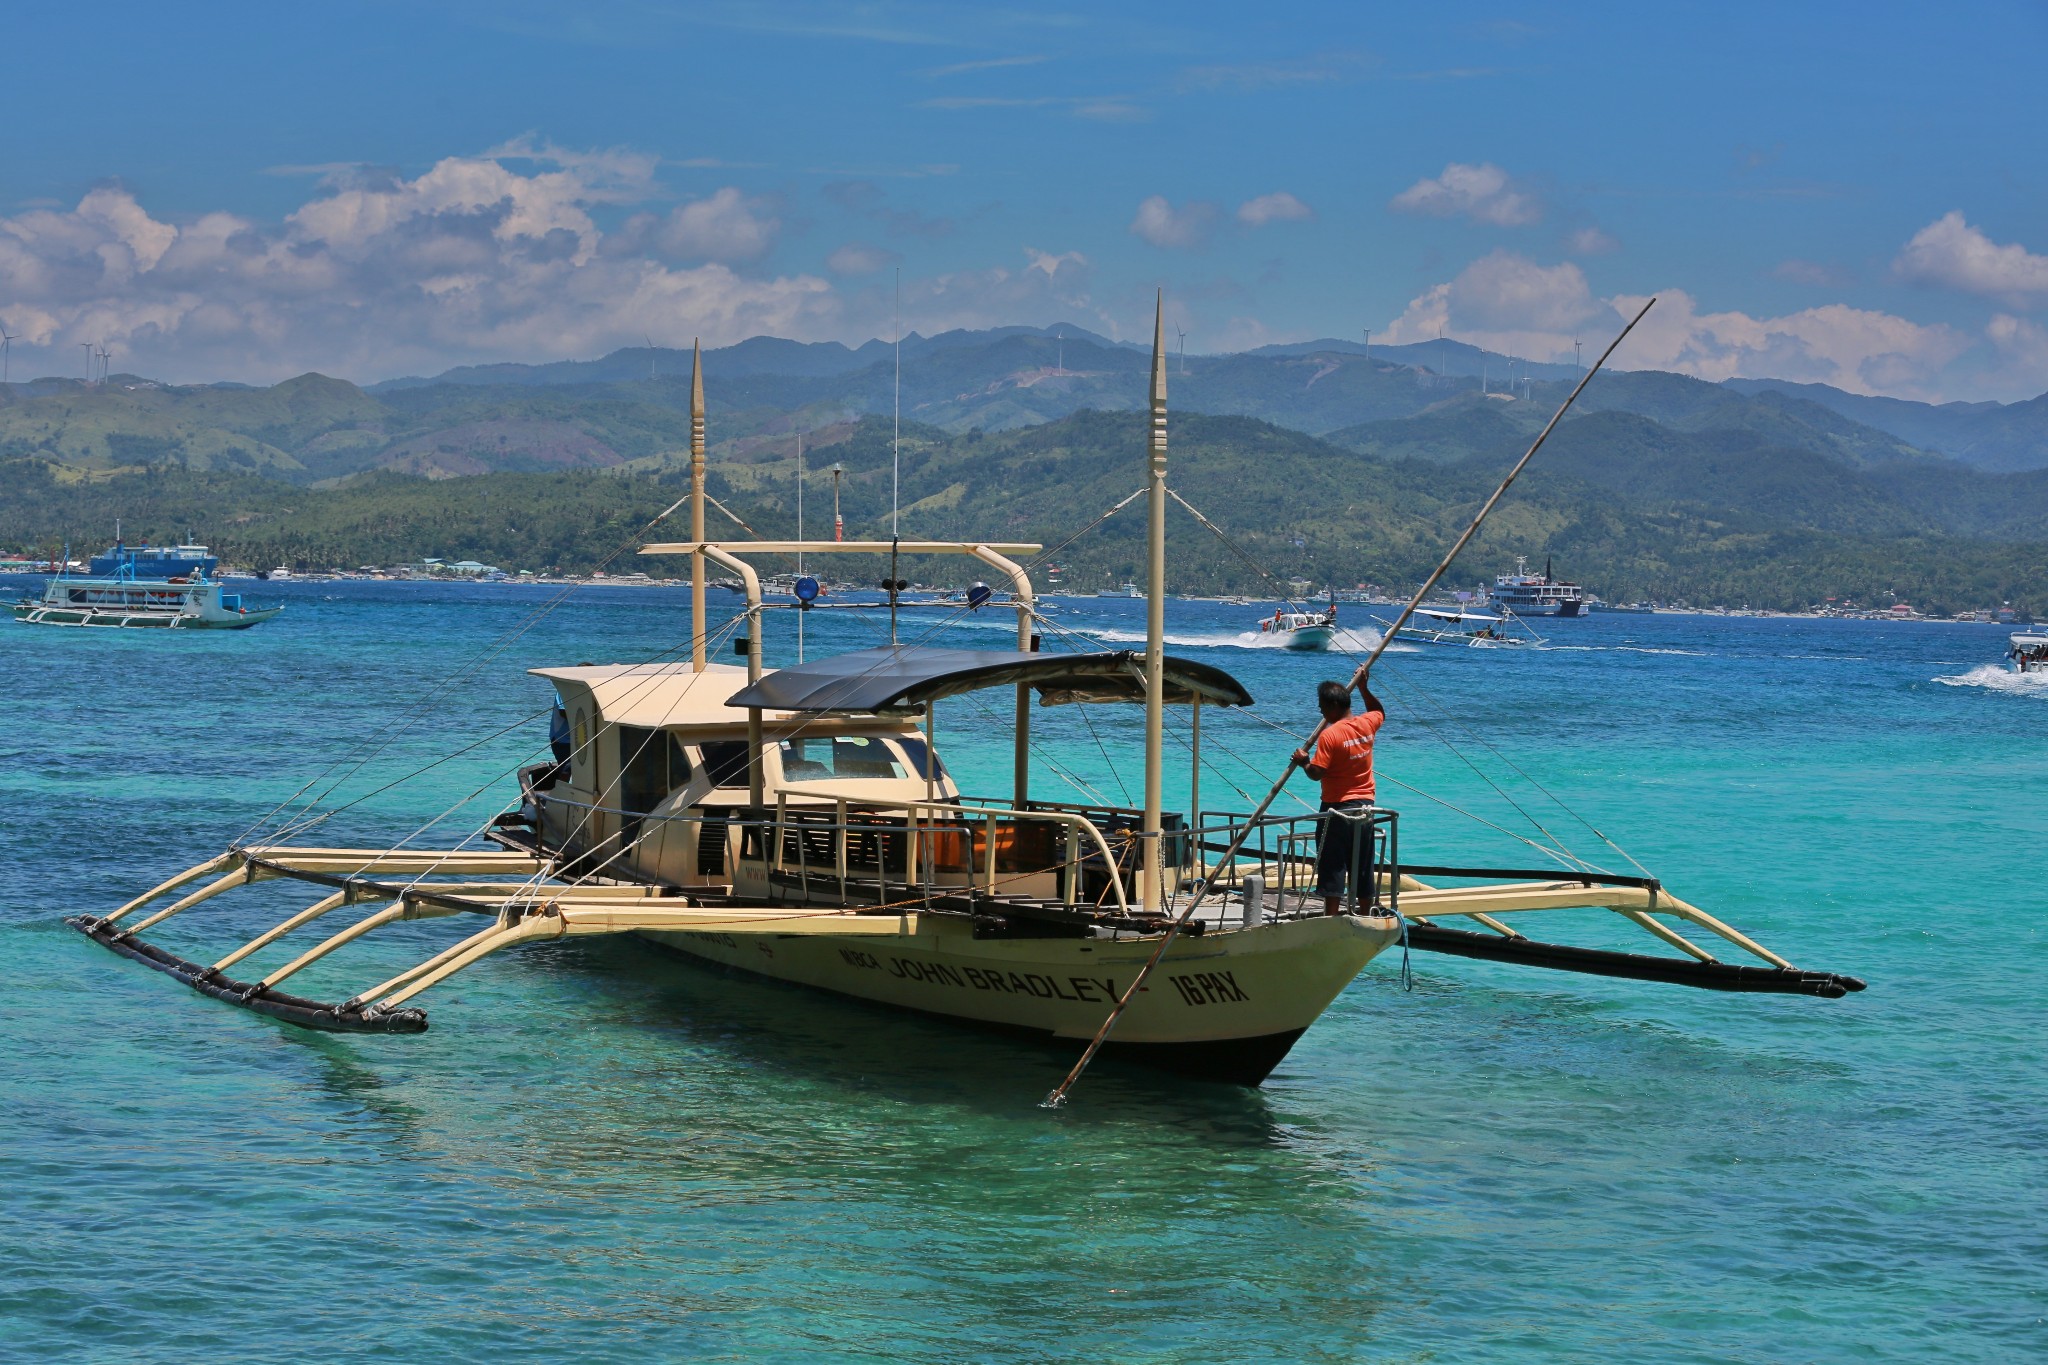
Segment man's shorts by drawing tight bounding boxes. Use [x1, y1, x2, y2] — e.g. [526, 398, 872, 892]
[1315, 801, 1376, 904]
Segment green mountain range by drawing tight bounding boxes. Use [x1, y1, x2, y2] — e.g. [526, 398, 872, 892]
[2, 326, 2044, 613]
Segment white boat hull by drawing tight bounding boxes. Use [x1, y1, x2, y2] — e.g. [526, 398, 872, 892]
[638, 910, 1400, 1083]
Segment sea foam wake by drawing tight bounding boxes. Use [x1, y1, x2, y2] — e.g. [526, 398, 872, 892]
[1935, 663, 2048, 698]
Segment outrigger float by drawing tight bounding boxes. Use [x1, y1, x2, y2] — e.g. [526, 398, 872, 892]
[69, 303, 1863, 1091]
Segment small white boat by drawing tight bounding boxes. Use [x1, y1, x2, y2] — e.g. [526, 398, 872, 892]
[1380, 606, 1535, 648]
[1097, 582, 1142, 598]
[2008, 633, 2048, 673]
[1256, 607, 1336, 651]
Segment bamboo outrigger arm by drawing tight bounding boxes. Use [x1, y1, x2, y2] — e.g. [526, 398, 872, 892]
[1390, 868, 1867, 998]
[68, 844, 929, 1034]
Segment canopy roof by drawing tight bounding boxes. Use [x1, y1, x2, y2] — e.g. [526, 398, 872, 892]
[724, 646, 1254, 713]
[531, 661, 795, 727]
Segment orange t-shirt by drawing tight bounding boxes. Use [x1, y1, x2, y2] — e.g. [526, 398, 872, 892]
[1311, 709, 1385, 804]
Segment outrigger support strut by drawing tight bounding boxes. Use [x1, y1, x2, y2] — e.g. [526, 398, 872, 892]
[68, 844, 925, 1033]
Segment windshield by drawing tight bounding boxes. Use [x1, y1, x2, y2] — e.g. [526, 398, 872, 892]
[777, 735, 912, 782]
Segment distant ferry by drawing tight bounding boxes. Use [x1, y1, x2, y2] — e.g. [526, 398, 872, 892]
[1098, 582, 1142, 598]
[89, 541, 219, 580]
[1489, 556, 1586, 617]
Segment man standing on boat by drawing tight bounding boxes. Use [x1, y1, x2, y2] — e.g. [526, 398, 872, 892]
[1293, 676, 1386, 915]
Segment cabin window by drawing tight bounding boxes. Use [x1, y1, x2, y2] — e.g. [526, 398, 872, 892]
[775, 735, 911, 782]
[894, 737, 947, 782]
[618, 725, 693, 815]
[698, 740, 753, 789]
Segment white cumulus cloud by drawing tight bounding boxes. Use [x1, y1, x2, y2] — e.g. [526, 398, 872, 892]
[1129, 195, 1217, 249]
[1238, 192, 1313, 227]
[1381, 251, 1970, 397]
[0, 151, 832, 384]
[1893, 211, 2048, 307]
[1390, 162, 1541, 227]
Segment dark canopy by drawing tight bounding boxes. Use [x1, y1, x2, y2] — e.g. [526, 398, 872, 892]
[724, 646, 1255, 713]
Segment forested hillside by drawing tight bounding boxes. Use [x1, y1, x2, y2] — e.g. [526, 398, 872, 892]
[6, 409, 2044, 614]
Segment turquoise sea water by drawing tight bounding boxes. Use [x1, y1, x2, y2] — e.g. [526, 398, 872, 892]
[3, 578, 2042, 1361]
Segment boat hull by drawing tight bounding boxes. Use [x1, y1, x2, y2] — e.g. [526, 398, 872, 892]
[12, 603, 284, 629]
[1491, 599, 1582, 617]
[636, 910, 1400, 1085]
[1280, 625, 1335, 651]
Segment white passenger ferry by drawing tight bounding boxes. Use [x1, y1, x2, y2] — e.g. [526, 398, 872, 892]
[13, 543, 282, 629]
[1488, 555, 1586, 617]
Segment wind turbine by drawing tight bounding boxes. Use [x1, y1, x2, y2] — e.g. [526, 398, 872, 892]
[0, 326, 16, 384]
[80, 342, 94, 384]
[644, 334, 657, 380]
[98, 343, 112, 384]
[1361, 327, 1371, 364]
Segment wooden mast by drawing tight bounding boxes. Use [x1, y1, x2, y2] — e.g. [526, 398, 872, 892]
[690, 338, 707, 672]
[1142, 292, 1167, 913]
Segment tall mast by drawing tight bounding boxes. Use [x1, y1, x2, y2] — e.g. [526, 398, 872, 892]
[1142, 291, 1168, 913]
[690, 338, 707, 672]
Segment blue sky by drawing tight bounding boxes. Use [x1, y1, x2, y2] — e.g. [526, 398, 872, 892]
[2, 0, 2044, 400]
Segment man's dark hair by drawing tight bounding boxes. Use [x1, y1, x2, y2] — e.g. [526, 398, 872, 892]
[1317, 680, 1352, 713]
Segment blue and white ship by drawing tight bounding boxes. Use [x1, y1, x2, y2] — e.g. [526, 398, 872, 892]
[87, 540, 219, 580]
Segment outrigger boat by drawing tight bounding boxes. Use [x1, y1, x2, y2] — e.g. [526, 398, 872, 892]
[14, 542, 281, 629]
[1377, 606, 1534, 648]
[68, 308, 1863, 1092]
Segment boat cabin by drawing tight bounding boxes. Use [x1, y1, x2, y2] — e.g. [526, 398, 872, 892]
[511, 646, 1256, 916]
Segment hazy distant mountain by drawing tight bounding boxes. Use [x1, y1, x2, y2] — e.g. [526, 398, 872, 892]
[1724, 377, 2048, 472]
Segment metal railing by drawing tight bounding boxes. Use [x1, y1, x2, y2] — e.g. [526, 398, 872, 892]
[1188, 806, 1400, 921]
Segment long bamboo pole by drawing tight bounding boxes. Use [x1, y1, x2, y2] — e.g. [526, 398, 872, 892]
[1040, 297, 1655, 1109]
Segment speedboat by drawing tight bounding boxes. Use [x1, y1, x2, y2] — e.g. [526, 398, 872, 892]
[1257, 606, 1336, 651]
[2008, 632, 2048, 673]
